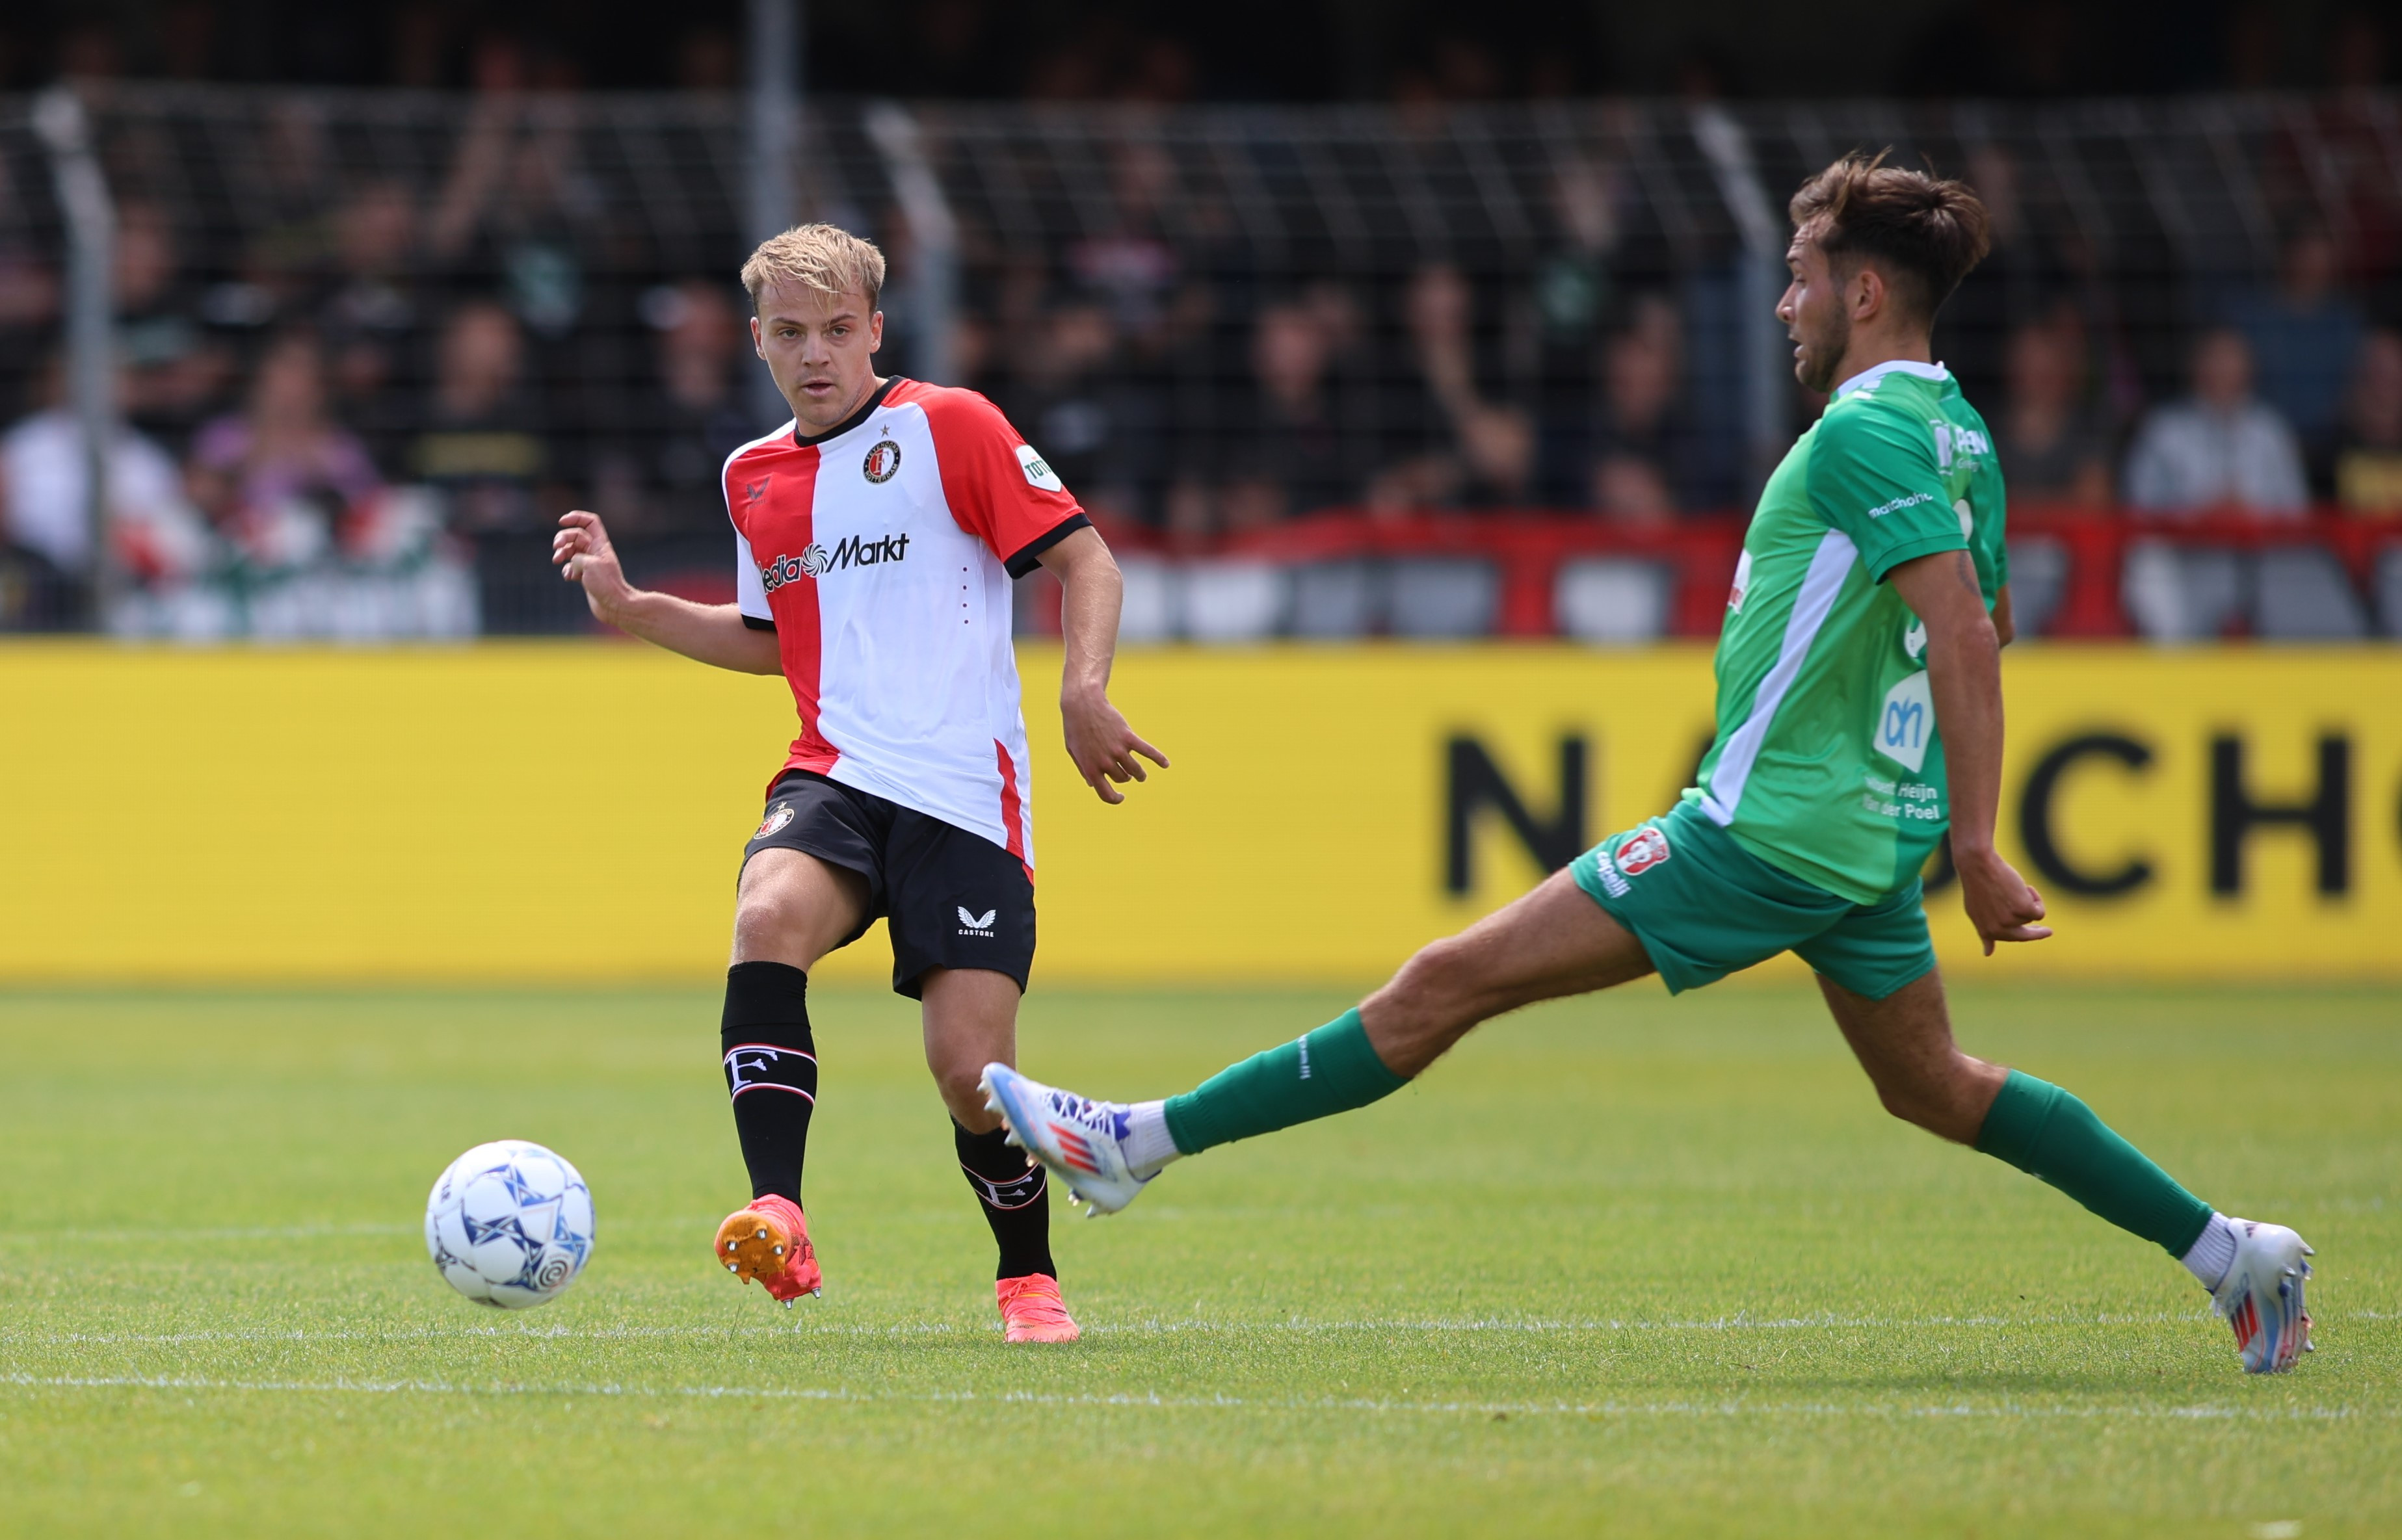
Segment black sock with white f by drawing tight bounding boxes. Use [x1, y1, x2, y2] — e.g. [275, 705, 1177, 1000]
[721, 961, 818, 1204]
[955, 1119, 1056, 1281]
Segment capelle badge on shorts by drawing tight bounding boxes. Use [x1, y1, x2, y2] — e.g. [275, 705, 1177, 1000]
[1618, 824, 1672, 876]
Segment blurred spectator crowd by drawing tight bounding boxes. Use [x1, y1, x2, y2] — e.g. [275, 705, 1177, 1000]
[3, 83, 2401, 640]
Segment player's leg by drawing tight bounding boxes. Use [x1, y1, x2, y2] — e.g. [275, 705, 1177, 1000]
[714, 779, 882, 1302]
[1182, 865, 1656, 1141]
[984, 864, 1656, 1214]
[726, 845, 871, 1197]
[1811, 969, 2005, 1144]
[1808, 928, 2314, 1372]
[884, 813, 1074, 1339]
[921, 967, 1074, 1340]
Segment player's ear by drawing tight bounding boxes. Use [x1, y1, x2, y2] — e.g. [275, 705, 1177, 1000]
[1853, 264, 1883, 323]
[750, 313, 767, 360]
[868, 309, 884, 354]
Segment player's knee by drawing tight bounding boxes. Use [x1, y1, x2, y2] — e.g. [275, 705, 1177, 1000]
[1872, 1057, 1988, 1142]
[927, 1054, 992, 1120]
[731, 884, 806, 957]
[1873, 1079, 1934, 1128]
[1392, 935, 1477, 1015]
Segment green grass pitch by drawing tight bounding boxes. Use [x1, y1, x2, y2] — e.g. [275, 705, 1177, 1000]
[0, 983, 2394, 1537]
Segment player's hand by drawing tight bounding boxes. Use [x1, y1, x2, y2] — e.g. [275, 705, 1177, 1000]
[1061, 686, 1167, 806]
[1955, 845, 2052, 955]
[553, 510, 631, 620]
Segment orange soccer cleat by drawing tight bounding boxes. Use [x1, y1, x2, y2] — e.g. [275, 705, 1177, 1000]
[995, 1273, 1080, 1343]
[713, 1194, 823, 1305]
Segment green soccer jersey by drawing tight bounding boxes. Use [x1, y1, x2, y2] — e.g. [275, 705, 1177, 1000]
[1686, 361, 2009, 904]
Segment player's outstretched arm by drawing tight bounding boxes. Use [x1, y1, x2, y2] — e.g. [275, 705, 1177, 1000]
[1038, 525, 1167, 804]
[1890, 550, 2050, 954]
[553, 510, 781, 675]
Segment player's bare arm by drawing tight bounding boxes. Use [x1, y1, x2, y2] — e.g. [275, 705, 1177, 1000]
[1888, 549, 2049, 954]
[1038, 525, 1168, 805]
[553, 509, 781, 675]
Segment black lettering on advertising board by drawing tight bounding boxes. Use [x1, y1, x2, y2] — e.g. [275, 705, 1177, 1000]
[1445, 735, 1587, 896]
[2018, 733, 2156, 896]
[2210, 734, 2351, 896]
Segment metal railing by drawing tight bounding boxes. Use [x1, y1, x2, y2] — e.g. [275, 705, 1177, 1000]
[0, 85, 2394, 638]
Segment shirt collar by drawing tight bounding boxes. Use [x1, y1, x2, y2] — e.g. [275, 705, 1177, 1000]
[792, 376, 901, 447]
[1833, 359, 1949, 400]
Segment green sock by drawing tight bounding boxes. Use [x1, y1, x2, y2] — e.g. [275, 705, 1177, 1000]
[1161, 1009, 1409, 1156]
[1974, 1070, 2213, 1256]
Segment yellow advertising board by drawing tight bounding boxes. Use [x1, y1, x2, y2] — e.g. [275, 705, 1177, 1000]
[0, 643, 2394, 984]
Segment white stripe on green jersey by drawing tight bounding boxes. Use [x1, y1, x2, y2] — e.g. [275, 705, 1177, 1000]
[1687, 360, 2009, 905]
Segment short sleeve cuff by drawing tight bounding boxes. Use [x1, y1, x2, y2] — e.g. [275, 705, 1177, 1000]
[741, 614, 776, 632]
[1863, 530, 1968, 584]
[1003, 512, 1092, 578]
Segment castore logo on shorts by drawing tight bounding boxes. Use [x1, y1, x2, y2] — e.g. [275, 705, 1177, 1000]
[758, 532, 913, 592]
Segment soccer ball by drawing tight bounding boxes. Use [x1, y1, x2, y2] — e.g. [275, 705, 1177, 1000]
[423, 1140, 595, 1309]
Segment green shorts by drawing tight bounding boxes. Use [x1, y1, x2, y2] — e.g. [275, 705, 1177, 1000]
[1568, 801, 1937, 999]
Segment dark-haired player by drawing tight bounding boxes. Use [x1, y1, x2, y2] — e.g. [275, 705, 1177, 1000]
[555, 223, 1165, 1342]
[985, 156, 2315, 1374]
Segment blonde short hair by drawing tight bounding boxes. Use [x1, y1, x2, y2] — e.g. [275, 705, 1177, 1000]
[741, 223, 886, 313]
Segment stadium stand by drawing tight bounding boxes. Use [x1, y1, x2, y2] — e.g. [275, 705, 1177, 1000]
[0, 85, 2398, 639]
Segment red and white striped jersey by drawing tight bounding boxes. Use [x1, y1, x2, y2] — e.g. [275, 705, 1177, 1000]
[724, 378, 1087, 873]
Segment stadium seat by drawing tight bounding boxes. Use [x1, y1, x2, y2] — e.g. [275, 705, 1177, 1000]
[2375, 547, 2402, 639]
[1554, 558, 1674, 644]
[1287, 560, 1377, 640]
[1387, 558, 1499, 639]
[1180, 560, 1288, 643]
[2254, 547, 2369, 640]
[2002, 536, 2068, 639]
[1115, 555, 1178, 644]
[2123, 542, 2245, 642]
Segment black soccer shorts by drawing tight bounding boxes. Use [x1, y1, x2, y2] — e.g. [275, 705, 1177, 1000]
[739, 770, 1036, 999]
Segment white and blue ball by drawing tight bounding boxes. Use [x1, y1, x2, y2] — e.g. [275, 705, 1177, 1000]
[424, 1140, 595, 1308]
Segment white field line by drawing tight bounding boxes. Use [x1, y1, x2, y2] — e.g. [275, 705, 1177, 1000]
[0, 1223, 418, 1243]
[0, 1311, 2251, 1347]
[0, 1370, 2373, 1424]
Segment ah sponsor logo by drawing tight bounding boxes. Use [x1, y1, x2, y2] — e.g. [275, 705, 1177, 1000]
[1875, 670, 1935, 773]
[1618, 824, 1672, 876]
[957, 905, 997, 937]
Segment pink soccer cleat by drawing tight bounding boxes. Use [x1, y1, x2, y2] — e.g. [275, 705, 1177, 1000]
[996, 1273, 1081, 1343]
[713, 1194, 823, 1305]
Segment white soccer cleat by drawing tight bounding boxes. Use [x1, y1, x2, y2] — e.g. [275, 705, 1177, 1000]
[978, 1063, 1152, 1218]
[2210, 1218, 2314, 1374]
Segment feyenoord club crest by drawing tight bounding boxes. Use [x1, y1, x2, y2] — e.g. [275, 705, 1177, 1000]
[754, 803, 796, 841]
[862, 439, 902, 483]
[1617, 824, 1672, 876]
